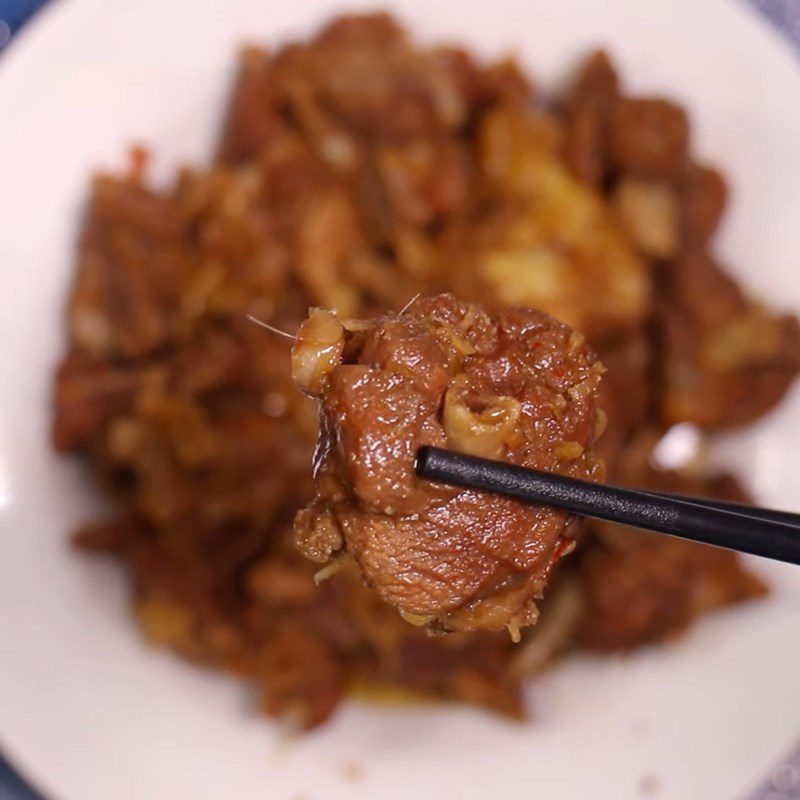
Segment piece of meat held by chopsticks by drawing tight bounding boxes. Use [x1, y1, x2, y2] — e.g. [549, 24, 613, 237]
[292, 293, 606, 638]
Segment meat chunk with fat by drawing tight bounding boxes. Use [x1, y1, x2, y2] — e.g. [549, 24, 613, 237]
[292, 294, 605, 637]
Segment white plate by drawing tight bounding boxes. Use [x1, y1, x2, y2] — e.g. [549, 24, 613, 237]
[2, 1, 800, 798]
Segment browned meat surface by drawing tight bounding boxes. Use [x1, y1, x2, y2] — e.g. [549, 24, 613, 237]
[578, 440, 768, 650]
[658, 249, 800, 428]
[609, 98, 689, 180]
[561, 49, 800, 429]
[53, 15, 796, 729]
[592, 331, 651, 473]
[561, 50, 620, 186]
[292, 294, 604, 636]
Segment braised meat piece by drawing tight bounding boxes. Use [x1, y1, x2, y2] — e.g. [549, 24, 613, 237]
[659, 249, 800, 428]
[577, 445, 768, 650]
[561, 49, 620, 185]
[292, 294, 605, 636]
[608, 98, 689, 180]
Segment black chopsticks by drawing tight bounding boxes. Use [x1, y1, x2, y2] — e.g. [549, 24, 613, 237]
[415, 446, 800, 566]
[644, 491, 800, 528]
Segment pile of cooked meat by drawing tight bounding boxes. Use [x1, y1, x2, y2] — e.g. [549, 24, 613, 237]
[53, 13, 798, 729]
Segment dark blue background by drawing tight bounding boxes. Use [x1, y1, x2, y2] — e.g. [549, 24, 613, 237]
[0, 0, 798, 798]
[0, 0, 45, 46]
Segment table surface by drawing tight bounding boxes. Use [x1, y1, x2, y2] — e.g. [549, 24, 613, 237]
[0, 0, 798, 798]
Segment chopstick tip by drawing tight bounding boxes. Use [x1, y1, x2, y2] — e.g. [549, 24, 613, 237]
[414, 446, 432, 478]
